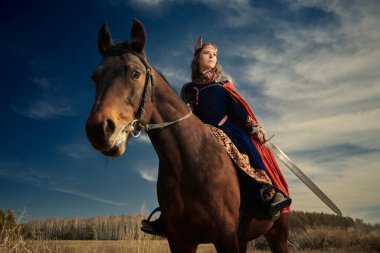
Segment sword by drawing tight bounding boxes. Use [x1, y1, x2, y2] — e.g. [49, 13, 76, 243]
[263, 136, 342, 216]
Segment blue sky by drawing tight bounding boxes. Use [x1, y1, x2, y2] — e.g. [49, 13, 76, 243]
[1, 0, 379, 224]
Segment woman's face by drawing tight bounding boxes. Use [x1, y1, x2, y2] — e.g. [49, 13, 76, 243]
[199, 45, 217, 73]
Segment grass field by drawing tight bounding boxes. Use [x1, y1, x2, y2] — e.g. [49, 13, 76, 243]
[2, 239, 370, 253]
[2, 209, 379, 252]
[45, 240, 214, 253]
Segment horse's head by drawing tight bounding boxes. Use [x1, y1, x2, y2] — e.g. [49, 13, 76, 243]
[86, 19, 155, 157]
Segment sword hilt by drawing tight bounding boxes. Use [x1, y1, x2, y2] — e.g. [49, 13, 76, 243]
[259, 134, 275, 150]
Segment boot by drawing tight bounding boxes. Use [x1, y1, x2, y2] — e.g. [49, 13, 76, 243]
[270, 192, 291, 221]
[260, 185, 291, 220]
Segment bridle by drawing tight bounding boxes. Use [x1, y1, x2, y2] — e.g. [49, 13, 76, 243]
[102, 47, 192, 138]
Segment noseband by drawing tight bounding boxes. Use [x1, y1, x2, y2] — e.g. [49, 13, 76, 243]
[103, 46, 192, 138]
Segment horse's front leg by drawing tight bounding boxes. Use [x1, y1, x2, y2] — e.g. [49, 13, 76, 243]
[214, 232, 240, 253]
[167, 236, 198, 253]
[238, 240, 248, 253]
[213, 218, 240, 253]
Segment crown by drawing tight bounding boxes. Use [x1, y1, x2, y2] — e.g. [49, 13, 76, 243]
[193, 37, 202, 52]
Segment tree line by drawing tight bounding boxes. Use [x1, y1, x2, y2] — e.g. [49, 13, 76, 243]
[1, 208, 379, 241]
[18, 209, 379, 240]
[2, 208, 380, 251]
[289, 210, 378, 232]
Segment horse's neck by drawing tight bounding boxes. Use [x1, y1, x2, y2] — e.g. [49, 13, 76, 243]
[146, 74, 233, 201]
[148, 79, 191, 142]
[147, 75, 202, 172]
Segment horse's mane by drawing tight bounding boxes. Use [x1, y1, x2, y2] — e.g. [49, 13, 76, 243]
[156, 71, 186, 99]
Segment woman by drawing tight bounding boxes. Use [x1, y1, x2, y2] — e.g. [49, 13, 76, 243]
[141, 38, 291, 236]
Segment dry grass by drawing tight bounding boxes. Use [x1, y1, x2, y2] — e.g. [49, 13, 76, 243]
[2, 208, 379, 252]
[0, 210, 50, 253]
[290, 227, 380, 252]
[3, 240, 375, 253]
[40, 240, 218, 253]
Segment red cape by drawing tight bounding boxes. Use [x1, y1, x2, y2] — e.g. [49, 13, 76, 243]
[224, 81, 290, 213]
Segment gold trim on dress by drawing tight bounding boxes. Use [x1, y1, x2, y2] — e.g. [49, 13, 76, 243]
[206, 124, 272, 185]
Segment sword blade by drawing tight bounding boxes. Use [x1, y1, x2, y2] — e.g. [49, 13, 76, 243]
[265, 141, 342, 216]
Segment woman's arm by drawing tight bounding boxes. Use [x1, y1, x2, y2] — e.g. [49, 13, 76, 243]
[226, 92, 267, 143]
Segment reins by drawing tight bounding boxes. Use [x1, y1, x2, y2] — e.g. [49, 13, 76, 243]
[103, 47, 192, 138]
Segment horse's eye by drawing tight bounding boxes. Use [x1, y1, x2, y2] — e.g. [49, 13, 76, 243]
[131, 71, 141, 79]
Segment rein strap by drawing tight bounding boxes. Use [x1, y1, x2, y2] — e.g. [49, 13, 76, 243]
[142, 107, 192, 131]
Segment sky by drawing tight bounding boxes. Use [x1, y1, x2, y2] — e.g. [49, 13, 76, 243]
[1, 0, 379, 224]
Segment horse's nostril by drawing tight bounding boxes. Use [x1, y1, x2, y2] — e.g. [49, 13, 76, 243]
[104, 119, 116, 135]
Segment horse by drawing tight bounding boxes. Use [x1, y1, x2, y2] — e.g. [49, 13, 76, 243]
[85, 19, 289, 253]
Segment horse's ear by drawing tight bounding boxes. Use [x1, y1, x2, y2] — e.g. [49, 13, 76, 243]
[130, 19, 147, 53]
[98, 22, 112, 55]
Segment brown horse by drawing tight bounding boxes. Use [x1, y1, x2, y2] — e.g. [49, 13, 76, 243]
[86, 19, 289, 253]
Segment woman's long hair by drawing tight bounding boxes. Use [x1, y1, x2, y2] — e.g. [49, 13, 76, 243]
[191, 42, 223, 82]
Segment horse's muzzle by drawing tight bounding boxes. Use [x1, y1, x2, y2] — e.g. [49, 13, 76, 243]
[86, 116, 121, 154]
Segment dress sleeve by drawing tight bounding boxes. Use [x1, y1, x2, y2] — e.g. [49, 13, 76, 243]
[226, 91, 260, 133]
[180, 82, 196, 107]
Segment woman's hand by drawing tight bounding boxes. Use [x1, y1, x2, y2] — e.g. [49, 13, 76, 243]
[245, 116, 267, 144]
[251, 126, 267, 144]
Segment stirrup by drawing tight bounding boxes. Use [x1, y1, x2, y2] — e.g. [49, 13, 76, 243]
[259, 185, 291, 216]
[143, 207, 161, 223]
[141, 207, 164, 236]
[141, 226, 159, 235]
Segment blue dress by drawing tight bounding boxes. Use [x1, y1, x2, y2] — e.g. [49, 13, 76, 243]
[183, 81, 271, 184]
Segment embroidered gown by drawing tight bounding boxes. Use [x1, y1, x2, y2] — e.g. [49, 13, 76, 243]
[182, 73, 290, 212]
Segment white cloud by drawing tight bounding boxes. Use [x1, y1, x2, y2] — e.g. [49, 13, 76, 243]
[123, 0, 181, 12]
[33, 77, 52, 89]
[139, 169, 157, 182]
[134, 164, 157, 182]
[104, 0, 380, 222]
[155, 65, 188, 89]
[12, 99, 74, 119]
[206, 0, 258, 28]
[286, 151, 380, 223]
[54, 188, 127, 206]
[217, 0, 380, 222]
[0, 165, 52, 187]
[125, 0, 258, 27]
[57, 141, 98, 160]
[11, 77, 77, 120]
[222, 0, 380, 151]
[0, 163, 126, 207]
[270, 108, 380, 153]
[129, 0, 166, 7]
